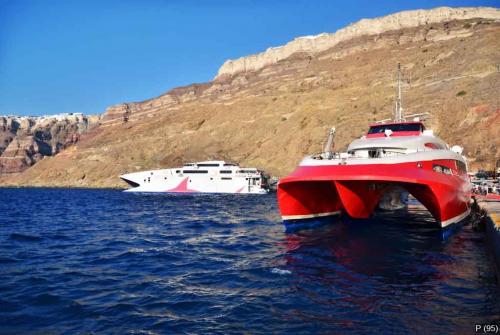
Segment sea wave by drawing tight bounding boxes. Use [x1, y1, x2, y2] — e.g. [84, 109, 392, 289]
[0, 188, 498, 334]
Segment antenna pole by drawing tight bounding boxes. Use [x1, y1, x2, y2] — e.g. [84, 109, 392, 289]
[394, 63, 404, 122]
[323, 127, 336, 159]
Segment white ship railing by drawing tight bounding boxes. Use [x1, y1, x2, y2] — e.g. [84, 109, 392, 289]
[313, 149, 408, 160]
[312, 147, 447, 161]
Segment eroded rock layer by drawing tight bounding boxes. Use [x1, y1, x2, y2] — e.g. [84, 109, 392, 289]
[216, 7, 500, 78]
[0, 114, 95, 174]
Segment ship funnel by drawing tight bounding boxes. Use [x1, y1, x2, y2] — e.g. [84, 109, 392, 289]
[323, 127, 336, 159]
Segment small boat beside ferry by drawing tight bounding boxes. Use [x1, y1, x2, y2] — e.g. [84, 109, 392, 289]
[121, 160, 269, 194]
[277, 65, 472, 235]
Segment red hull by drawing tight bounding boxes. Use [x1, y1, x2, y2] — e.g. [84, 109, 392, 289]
[278, 161, 471, 228]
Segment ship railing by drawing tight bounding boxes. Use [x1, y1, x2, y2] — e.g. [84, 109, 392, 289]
[311, 152, 343, 160]
[312, 149, 407, 160]
[312, 146, 449, 161]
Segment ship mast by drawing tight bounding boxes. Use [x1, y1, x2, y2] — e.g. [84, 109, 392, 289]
[394, 63, 404, 122]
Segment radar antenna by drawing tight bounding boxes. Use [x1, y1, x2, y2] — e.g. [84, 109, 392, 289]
[394, 63, 404, 122]
[375, 64, 429, 124]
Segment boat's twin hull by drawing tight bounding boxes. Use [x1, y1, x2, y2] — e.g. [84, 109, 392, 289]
[278, 162, 471, 230]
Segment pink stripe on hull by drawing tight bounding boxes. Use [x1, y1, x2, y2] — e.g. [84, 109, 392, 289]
[166, 177, 198, 193]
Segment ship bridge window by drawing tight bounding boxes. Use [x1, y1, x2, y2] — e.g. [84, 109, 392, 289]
[197, 163, 220, 167]
[183, 170, 208, 174]
[224, 163, 237, 166]
[220, 170, 232, 174]
[368, 123, 423, 134]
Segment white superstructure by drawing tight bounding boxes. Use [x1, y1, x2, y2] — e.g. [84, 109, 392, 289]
[120, 160, 268, 194]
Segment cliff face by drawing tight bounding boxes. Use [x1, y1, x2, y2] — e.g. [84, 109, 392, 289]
[216, 7, 500, 78]
[1, 6, 499, 188]
[0, 114, 95, 174]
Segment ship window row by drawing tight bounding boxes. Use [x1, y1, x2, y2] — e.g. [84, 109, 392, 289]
[432, 164, 452, 175]
[197, 163, 220, 167]
[182, 170, 208, 174]
[221, 177, 232, 180]
[238, 170, 257, 174]
[220, 170, 232, 174]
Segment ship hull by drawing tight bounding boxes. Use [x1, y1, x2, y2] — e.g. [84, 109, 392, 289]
[278, 161, 471, 231]
[120, 166, 268, 194]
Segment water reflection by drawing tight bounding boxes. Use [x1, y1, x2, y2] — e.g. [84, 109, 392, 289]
[284, 209, 455, 284]
[278, 206, 498, 332]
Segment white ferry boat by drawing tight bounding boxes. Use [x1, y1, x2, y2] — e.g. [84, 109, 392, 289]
[120, 161, 269, 194]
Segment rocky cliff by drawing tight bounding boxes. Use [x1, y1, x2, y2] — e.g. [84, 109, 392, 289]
[216, 7, 500, 78]
[1, 6, 499, 188]
[0, 114, 96, 174]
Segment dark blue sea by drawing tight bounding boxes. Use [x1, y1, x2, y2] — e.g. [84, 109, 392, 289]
[0, 188, 499, 334]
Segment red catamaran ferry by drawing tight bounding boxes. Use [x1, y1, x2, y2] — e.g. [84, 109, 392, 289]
[277, 65, 472, 235]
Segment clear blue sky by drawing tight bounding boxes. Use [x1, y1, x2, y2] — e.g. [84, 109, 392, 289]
[0, 0, 497, 116]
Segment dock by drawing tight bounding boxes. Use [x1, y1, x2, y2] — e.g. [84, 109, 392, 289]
[480, 199, 500, 282]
